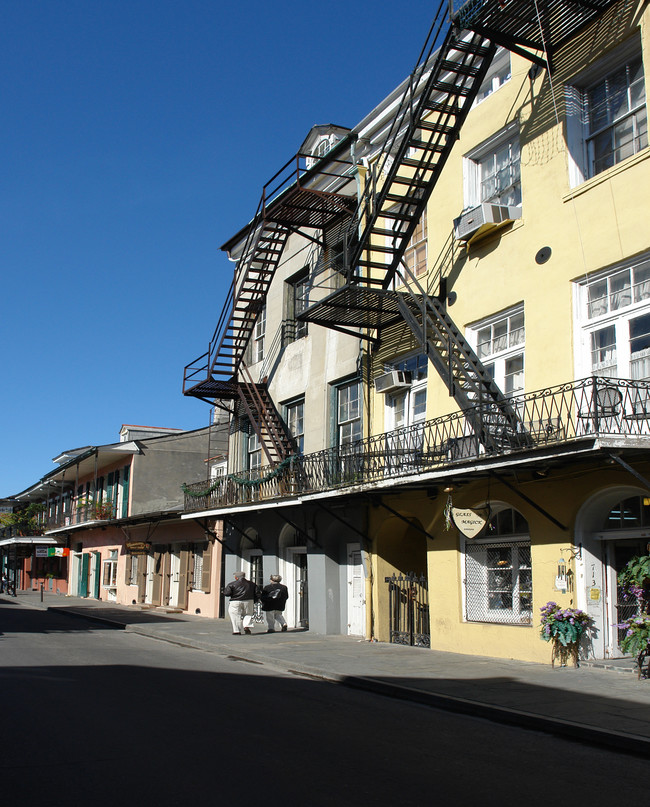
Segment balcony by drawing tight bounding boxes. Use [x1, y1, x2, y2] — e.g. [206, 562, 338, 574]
[46, 499, 118, 532]
[183, 377, 650, 512]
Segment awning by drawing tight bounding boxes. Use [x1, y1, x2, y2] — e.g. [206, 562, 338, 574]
[0, 536, 60, 547]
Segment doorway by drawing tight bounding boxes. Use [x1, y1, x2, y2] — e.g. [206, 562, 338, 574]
[283, 547, 308, 630]
[168, 550, 181, 607]
[347, 543, 365, 636]
[606, 538, 647, 657]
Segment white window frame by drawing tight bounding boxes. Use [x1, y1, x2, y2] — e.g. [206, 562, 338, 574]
[336, 380, 362, 447]
[192, 546, 204, 592]
[467, 305, 525, 395]
[473, 47, 511, 106]
[566, 37, 647, 187]
[284, 397, 305, 454]
[253, 306, 265, 364]
[102, 550, 118, 589]
[463, 122, 521, 210]
[574, 256, 650, 380]
[463, 506, 532, 626]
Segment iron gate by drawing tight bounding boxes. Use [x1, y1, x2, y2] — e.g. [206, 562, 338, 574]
[385, 573, 430, 647]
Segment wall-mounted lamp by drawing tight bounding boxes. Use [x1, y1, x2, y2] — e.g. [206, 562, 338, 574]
[443, 485, 454, 493]
[560, 543, 582, 561]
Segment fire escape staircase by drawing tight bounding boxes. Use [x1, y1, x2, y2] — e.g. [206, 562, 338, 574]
[183, 146, 356, 462]
[300, 0, 619, 451]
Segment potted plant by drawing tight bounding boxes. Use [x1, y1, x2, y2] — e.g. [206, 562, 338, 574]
[540, 601, 591, 667]
[617, 555, 650, 678]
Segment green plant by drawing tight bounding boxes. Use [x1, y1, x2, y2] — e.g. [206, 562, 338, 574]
[618, 616, 650, 657]
[540, 601, 591, 667]
[0, 503, 45, 536]
[617, 555, 650, 609]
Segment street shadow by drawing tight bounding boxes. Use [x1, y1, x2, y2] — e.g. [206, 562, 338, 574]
[1, 660, 649, 806]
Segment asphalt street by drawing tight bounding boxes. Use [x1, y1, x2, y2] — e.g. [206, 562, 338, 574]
[1, 601, 649, 807]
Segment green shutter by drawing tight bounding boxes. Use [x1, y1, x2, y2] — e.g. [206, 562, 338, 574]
[121, 465, 130, 518]
[124, 553, 132, 586]
[79, 553, 89, 598]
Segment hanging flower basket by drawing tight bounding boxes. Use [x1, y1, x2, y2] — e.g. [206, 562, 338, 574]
[540, 601, 591, 668]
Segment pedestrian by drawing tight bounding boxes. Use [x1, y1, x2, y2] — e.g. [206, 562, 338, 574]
[261, 574, 289, 633]
[223, 571, 260, 635]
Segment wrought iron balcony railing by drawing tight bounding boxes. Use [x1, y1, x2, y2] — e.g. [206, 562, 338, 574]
[183, 377, 650, 512]
[46, 499, 118, 531]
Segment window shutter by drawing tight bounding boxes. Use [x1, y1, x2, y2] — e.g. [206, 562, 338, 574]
[137, 554, 147, 603]
[121, 465, 130, 518]
[177, 547, 190, 610]
[124, 552, 132, 585]
[201, 541, 212, 593]
[151, 550, 163, 606]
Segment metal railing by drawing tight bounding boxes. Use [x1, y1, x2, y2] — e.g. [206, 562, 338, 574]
[183, 377, 650, 511]
[46, 499, 118, 530]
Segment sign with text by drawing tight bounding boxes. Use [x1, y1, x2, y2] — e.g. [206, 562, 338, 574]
[126, 541, 151, 556]
[451, 507, 489, 539]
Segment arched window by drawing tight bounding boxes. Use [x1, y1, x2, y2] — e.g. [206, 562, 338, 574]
[602, 495, 650, 530]
[464, 506, 532, 625]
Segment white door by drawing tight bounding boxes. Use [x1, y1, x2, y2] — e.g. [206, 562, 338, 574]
[145, 554, 155, 604]
[282, 547, 307, 629]
[347, 544, 365, 636]
[168, 551, 180, 607]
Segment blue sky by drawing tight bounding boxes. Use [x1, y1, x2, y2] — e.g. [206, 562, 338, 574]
[1, 0, 436, 495]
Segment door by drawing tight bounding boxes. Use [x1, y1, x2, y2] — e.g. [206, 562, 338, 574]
[145, 553, 155, 603]
[168, 550, 181, 607]
[91, 552, 101, 599]
[606, 538, 647, 657]
[283, 547, 308, 630]
[78, 553, 89, 598]
[347, 544, 365, 636]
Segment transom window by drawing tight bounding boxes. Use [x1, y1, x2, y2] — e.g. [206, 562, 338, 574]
[603, 495, 650, 530]
[586, 57, 647, 177]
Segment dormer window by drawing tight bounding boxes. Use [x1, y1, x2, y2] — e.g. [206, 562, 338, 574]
[314, 138, 331, 159]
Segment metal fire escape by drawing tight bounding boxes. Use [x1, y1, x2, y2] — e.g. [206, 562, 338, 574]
[298, 0, 619, 451]
[184, 0, 619, 460]
[183, 142, 356, 463]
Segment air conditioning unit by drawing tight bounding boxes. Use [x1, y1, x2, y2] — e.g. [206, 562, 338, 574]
[453, 203, 521, 241]
[375, 370, 412, 394]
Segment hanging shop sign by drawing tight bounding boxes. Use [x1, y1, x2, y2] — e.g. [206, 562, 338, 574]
[125, 541, 151, 555]
[451, 507, 489, 539]
[35, 547, 70, 558]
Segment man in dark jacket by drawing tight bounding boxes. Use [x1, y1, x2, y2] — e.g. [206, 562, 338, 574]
[224, 571, 259, 635]
[260, 574, 289, 633]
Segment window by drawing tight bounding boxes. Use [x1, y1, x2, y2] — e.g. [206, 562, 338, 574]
[566, 42, 647, 185]
[386, 354, 428, 430]
[336, 380, 361, 446]
[464, 507, 532, 625]
[468, 307, 525, 395]
[128, 554, 139, 586]
[285, 271, 309, 342]
[404, 215, 427, 278]
[192, 546, 204, 591]
[464, 126, 521, 209]
[474, 47, 511, 105]
[577, 258, 650, 380]
[247, 428, 262, 473]
[253, 306, 265, 363]
[285, 398, 305, 453]
[603, 495, 650, 530]
[102, 550, 118, 588]
[586, 57, 647, 177]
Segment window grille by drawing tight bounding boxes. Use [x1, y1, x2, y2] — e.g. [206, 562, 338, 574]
[465, 540, 532, 625]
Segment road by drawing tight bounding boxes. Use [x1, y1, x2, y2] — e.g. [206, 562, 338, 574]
[0, 601, 647, 806]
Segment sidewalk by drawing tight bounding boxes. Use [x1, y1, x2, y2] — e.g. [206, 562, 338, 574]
[3, 588, 650, 756]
